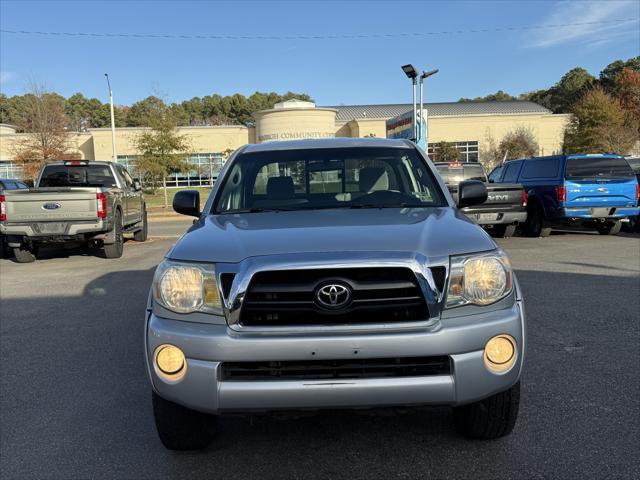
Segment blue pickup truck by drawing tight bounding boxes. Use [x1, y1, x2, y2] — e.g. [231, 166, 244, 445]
[488, 154, 640, 236]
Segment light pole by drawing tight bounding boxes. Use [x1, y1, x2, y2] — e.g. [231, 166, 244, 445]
[419, 69, 439, 145]
[401, 64, 418, 141]
[104, 74, 117, 162]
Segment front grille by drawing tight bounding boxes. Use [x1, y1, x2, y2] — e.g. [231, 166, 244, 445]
[221, 356, 451, 381]
[239, 267, 428, 326]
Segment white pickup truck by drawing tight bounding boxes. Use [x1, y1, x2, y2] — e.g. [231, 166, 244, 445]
[0, 161, 147, 262]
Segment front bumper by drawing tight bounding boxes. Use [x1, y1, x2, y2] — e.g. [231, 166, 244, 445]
[146, 299, 526, 415]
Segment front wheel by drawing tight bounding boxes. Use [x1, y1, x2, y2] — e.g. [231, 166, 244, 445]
[453, 381, 520, 439]
[152, 392, 217, 450]
[103, 211, 124, 258]
[597, 220, 621, 235]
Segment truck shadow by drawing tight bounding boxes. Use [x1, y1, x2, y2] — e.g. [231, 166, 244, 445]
[1, 267, 638, 479]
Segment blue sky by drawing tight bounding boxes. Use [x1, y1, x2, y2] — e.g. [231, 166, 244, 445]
[1, 0, 638, 106]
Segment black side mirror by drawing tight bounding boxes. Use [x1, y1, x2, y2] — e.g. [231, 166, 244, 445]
[133, 180, 142, 191]
[457, 180, 488, 208]
[173, 190, 201, 217]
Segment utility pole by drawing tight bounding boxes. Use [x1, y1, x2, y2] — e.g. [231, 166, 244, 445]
[419, 69, 439, 145]
[401, 65, 419, 141]
[104, 74, 117, 162]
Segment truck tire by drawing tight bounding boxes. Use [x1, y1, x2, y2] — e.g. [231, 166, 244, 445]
[453, 381, 520, 440]
[103, 211, 124, 258]
[152, 391, 217, 450]
[524, 204, 551, 237]
[597, 220, 621, 235]
[491, 224, 517, 238]
[13, 244, 38, 263]
[133, 208, 148, 242]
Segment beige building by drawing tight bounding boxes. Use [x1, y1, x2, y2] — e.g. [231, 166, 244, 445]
[0, 99, 570, 185]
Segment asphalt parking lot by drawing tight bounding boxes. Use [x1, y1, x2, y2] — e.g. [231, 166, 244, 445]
[1, 218, 639, 479]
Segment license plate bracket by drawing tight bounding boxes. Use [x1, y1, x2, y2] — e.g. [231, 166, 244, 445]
[36, 222, 67, 234]
[591, 207, 609, 218]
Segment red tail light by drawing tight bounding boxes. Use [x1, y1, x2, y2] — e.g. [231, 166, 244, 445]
[522, 190, 528, 207]
[96, 192, 107, 219]
[0, 195, 6, 221]
[555, 186, 567, 203]
[636, 183, 639, 202]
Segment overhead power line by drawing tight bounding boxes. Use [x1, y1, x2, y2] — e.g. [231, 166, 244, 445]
[1, 18, 638, 41]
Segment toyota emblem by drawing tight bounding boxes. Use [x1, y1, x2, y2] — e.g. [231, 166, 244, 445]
[315, 283, 352, 309]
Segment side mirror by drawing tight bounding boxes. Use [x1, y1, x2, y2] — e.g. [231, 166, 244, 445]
[457, 180, 488, 208]
[488, 178, 495, 183]
[173, 190, 201, 217]
[133, 180, 142, 191]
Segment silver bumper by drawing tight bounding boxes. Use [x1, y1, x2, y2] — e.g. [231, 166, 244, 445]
[146, 299, 526, 414]
[0, 220, 108, 238]
[476, 211, 527, 226]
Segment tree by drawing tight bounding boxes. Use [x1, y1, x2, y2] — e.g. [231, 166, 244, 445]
[499, 126, 539, 160]
[614, 68, 640, 136]
[432, 141, 460, 162]
[459, 90, 517, 102]
[549, 68, 596, 113]
[65, 93, 111, 131]
[126, 96, 167, 127]
[133, 101, 191, 206]
[563, 87, 636, 154]
[599, 57, 640, 92]
[11, 84, 76, 180]
[480, 127, 539, 171]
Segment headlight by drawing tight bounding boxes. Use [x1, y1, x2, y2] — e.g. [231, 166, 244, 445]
[153, 260, 223, 315]
[446, 250, 513, 308]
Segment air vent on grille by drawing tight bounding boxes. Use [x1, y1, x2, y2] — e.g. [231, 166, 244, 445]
[239, 267, 428, 326]
[221, 356, 451, 381]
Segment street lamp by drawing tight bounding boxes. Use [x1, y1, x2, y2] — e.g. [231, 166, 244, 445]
[418, 69, 439, 145]
[401, 64, 419, 140]
[104, 73, 117, 162]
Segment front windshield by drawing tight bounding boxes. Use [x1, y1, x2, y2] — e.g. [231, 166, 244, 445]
[213, 146, 446, 213]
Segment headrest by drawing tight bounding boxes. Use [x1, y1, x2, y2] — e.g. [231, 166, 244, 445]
[359, 167, 389, 192]
[266, 176, 295, 200]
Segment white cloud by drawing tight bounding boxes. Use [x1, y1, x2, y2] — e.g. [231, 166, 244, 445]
[0, 71, 16, 84]
[528, 0, 639, 48]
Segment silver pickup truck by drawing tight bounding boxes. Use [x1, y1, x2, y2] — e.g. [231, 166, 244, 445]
[0, 161, 147, 262]
[145, 138, 525, 450]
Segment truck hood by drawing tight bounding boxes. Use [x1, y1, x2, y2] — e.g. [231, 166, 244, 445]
[168, 207, 496, 264]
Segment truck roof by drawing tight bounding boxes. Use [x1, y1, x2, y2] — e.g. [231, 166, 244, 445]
[44, 160, 114, 166]
[243, 137, 413, 153]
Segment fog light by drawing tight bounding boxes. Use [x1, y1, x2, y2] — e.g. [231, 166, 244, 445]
[484, 335, 516, 373]
[154, 344, 186, 380]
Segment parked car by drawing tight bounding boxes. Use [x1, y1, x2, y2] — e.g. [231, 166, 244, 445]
[489, 154, 640, 236]
[146, 138, 525, 450]
[0, 178, 29, 191]
[622, 156, 640, 233]
[0, 178, 29, 258]
[0, 161, 148, 262]
[435, 162, 527, 237]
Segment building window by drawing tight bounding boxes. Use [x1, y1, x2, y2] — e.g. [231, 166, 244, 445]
[427, 141, 479, 163]
[0, 161, 23, 180]
[117, 153, 224, 188]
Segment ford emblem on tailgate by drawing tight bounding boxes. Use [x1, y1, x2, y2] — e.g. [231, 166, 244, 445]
[42, 202, 62, 210]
